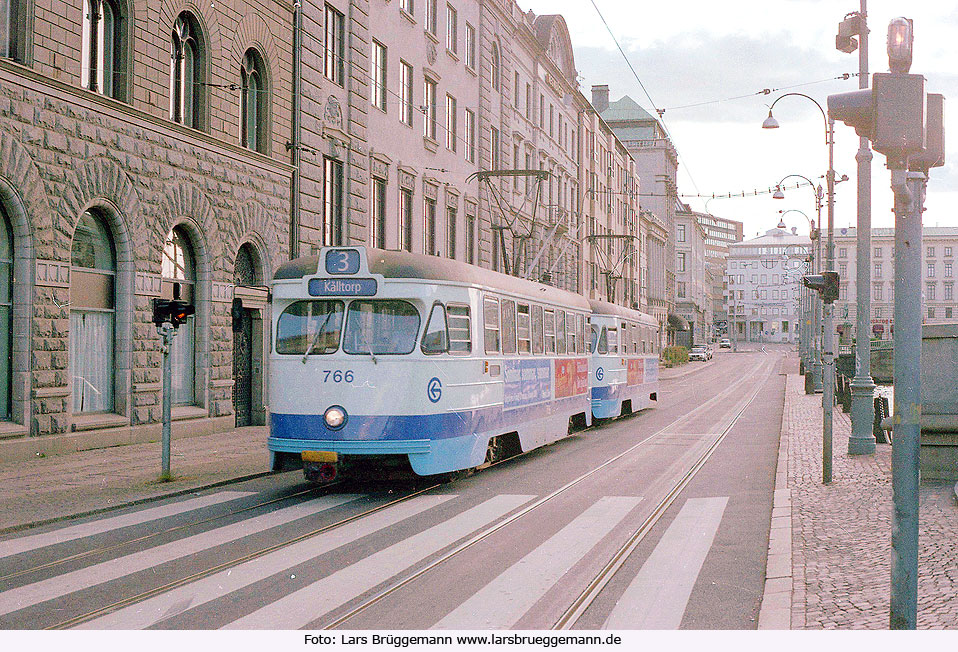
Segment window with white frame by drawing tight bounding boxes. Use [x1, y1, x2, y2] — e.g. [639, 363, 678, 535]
[371, 177, 386, 249]
[82, 0, 126, 99]
[445, 94, 457, 151]
[400, 60, 413, 126]
[464, 108, 475, 163]
[425, 0, 437, 34]
[423, 77, 437, 140]
[465, 22, 476, 69]
[324, 4, 345, 85]
[446, 4, 457, 53]
[371, 40, 387, 111]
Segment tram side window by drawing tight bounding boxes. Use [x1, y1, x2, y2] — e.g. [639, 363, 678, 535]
[421, 303, 449, 354]
[589, 325, 598, 354]
[577, 314, 586, 354]
[276, 300, 344, 355]
[565, 311, 575, 354]
[447, 304, 471, 354]
[597, 327, 608, 354]
[483, 296, 500, 354]
[532, 305, 543, 355]
[343, 300, 421, 355]
[544, 309, 555, 354]
[607, 327, 618, 354]
[501, 299, 517, 354]
[556, 310, 566, 354]
[516, 303, 531, 354]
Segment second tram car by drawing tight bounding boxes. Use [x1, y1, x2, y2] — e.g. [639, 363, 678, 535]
[267, 246, 659, 482]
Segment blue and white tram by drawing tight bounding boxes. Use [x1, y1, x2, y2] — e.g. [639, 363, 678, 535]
[587, 299, 660, 420]
[268, 246, 594, 480]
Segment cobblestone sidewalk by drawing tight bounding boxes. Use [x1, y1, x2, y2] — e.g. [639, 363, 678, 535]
[784, 372, 958, 629]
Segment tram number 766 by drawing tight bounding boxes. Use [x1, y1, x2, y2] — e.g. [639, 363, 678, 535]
[323, 370, 355, 383]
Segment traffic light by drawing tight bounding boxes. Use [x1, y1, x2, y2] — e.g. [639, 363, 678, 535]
[836, 13, 862, 54]
[827, 88, 875, 140]
[803, 270, 840, 304]
[152, 298, 195, 328]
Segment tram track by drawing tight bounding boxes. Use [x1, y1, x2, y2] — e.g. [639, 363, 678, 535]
[324, 352, 779, 630]
[35, 351, 775, 630]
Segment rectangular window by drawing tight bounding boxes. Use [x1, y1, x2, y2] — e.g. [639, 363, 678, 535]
[945, 247, 953, 257]
[873, 283, 882, 301]
[425, 0, 437, 34]
[445, 94, 457, 151]
[400, 0, 414, 15]
[532, 305, 543, 355]
[927, 246, 936, 258]
[424, 196, 437, 255]
[839, 262, 848, 277]
[465, 22, 476, 69]
[344, 300, 421, 355]
[927, 283, 936, 301]
[543, 309, 555, 354]
[514, 72, 520, 109]
[501, 299, 517, 354]
[399, 187, 413, 252]
[677, 252, 686, 273]
[423, 78, 437, 139]
[945, 283, 954, 301]
[928, 307, 935, 319]
[875, 246, 882, 258]
[447, 304, 471, 354]
[945, 262, 953, 278]
[324, 4, 345, 85]
[372, 40, 387, 111]
[466, 213, 475, 264]
[539, 94, 544, 127]
[874, 262, 882, 278]
[446, 5, 457, 53]
[556, 310, 566, 354]
[839, 247, 847, 258]
[490, 126, 500, 169]
[549, 104, 554, 138]
[566, 311, 577, 354]
[677, 224, 686, 242]
[928, 263, 936, 278]
[464, 109, 476, 163]
[483, 296, 500, 354]
[400, 61, 413, 126]
[947, 307, 954, 319]
[276, 300, 344, 355]
[525, 83, 531, 120]
[371, 177, 387, 249]
[446, 206, 457, 258]
[323, 157, 344, 246]
[517, 304, 531, 354]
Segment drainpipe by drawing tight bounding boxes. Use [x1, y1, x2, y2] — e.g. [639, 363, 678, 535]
[289, 1, 303, 259]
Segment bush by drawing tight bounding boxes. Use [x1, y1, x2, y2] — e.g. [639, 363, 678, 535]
[662, 346, 689, 367]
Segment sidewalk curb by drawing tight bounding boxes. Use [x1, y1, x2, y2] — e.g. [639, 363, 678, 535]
[758, 370, 793, 630]
[0, 470, 274, 536]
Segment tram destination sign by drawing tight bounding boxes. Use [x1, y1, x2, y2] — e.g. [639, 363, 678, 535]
[308, 277, 378, 296]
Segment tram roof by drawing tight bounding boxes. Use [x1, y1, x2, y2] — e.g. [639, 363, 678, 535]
[274, 248, 592, 310]
[587, 298, 656, 324]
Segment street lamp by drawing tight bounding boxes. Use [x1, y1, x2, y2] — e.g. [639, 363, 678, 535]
[762, 92, 838, 485]
[772, 173, 825, 392]
[778, 208, 818, 375]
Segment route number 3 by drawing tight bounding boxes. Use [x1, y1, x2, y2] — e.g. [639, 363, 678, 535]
[324, 370, 355, 383]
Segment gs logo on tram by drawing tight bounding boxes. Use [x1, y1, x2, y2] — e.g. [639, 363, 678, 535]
[427, 377, 442, 403]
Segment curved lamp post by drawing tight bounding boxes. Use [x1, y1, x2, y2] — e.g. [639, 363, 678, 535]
[763, 92, 837, 485]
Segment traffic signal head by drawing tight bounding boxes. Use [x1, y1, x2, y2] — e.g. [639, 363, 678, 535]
[887, 17, 914, 74]
[827, 88, 875, 140]
[803, 271, 839, 303]
[836, 13, 861, 54]
[152, 298, 195, 328]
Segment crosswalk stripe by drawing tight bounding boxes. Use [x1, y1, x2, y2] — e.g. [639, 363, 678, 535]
[603, 496, 729, 629]
[433, 496, 642, 630]
[0, 492, 256, 561]
[222, 494, 536, 630]
[0, 494, 362, 617]
[78, 495, 456, 630]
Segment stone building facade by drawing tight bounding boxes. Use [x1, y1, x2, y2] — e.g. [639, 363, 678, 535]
[0, 0, 294, 459]
[674, 205, 710, 346]
[831, 226, 958, 340]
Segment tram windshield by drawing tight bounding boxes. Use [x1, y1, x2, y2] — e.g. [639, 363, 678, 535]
[276, 300, 344, 355]
[343, 300, 420, 355]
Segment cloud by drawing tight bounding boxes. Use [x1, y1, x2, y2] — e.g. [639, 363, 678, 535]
[573, 31, 858, 123]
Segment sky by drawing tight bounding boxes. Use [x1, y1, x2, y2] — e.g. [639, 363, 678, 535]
[521, 0, 958, 241]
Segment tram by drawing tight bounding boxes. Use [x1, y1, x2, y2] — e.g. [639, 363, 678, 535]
[268, 246, 657, 482]
[588, 299, 660, 419]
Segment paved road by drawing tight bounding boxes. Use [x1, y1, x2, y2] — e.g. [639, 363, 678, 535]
[0, 349, 785, 630]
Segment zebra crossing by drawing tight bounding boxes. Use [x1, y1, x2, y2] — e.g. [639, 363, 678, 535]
[0, 488, 732, 630]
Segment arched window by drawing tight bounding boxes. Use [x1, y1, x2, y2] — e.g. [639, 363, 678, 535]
[241, 49, 268, 154]
[170, 13, 204, 129]
[70, 210, 116, 414]
[162, 226, 196, 405]
[491, 41, 500, 92]
[234, 243, 257, 287]
[0, 206, 12, 419]
[81, 0, 125, 100]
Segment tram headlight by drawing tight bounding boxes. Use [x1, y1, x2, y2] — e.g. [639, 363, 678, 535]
[324, 405, 347, 430]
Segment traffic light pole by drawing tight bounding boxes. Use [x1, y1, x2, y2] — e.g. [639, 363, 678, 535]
[889, 168, 924, 630]
[159, 322, 175, 480]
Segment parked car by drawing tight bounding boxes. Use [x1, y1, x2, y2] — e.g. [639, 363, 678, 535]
[719, 338, 732, 349]
[689, 345, 709, 361]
